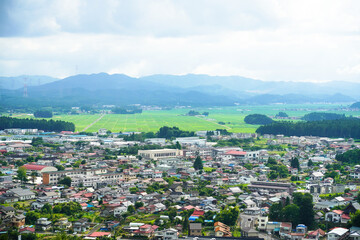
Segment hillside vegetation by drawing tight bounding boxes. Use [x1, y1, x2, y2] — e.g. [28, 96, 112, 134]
[256, 118, 360, 138]
[244, 114, 273, 125]
[302, 112, 346, 121]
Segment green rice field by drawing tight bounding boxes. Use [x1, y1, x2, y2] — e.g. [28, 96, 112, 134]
[11, 103, 360, 133]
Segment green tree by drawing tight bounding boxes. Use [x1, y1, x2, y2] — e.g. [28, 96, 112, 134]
[291, 157, 300, 170]
[293, 193, 315, 229]
[182, 216, 189, 233]
[175, 141, 182, 150]
[268, 171, 278, 180]
[17, 166, 28, 184]
[308, 159, 313, 167]
[267, 157, 277, 165]
[58, 176, 72, 187]
[25, 211, 40, 225]
[244, 163, 253, 170]
[214, 206, 240, 226]
[30, 171, 38, 184]
[193, 156, 203, 170]
[55, 165, 65, 171]
[41, 203, 52, 214]
[356, 193, 360, 204]
[351, 210, 360, 227]
[127, 205, 135, 214]
[269, 202, 283, 221]
[282, 204, 300, 227]
[135, 201, 144, 209]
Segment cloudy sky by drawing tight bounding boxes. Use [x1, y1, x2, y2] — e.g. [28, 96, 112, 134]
[1, 0, 360, 82]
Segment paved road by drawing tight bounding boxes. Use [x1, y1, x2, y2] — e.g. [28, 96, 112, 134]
[81, 114, 105, 132]
[88, 223, 103, 235]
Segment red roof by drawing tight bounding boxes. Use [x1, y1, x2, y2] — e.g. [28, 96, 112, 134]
[308, 229, 326, 236]
[193, 210, 205, 216]
[88, 232, 111, 237]
[225, 150, 246, 156]
[19, 227, 35, 233]
[333, 210, 343, 215]
[22, 164, 47, 171]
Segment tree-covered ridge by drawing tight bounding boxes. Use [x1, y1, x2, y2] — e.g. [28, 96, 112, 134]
[302, 112, 346, 121]
[256, 118, 360, 138]
[34, 110, 53, 118]
[244, 114, 273, 125]
[0, 116, 75, 132]
[350, 102, 360, 109]
[336, 149, 360, 165]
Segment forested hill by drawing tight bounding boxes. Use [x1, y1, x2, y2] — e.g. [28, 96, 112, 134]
[302, 112, 346, 121]
[256, 118, 360, 138]
[0, 117, 75, 132]
[336, 149, 360, 165]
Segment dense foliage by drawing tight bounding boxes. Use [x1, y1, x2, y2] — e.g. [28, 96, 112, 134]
[269, 193, 315, 229]
[302, 112, 346, 121]
[193, 156, 203, 170]
[266, 157, 289, 179]
[256, 118, 360, 138]
[0, 116, 75, 132]
[290, 157, 300, 170]
[214, 206, 240, 226]
[34, 110, 53, 118]
[336, 149, 360, 165]
[157, 126, 194, 139]
[244, 114, 273, 125]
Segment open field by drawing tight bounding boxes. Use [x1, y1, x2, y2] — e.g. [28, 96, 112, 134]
[9, 103, 360, 133]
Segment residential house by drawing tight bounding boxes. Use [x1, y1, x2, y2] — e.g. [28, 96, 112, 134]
[36, 218, 52, 231]
[73, 218, 90, 232]
[154, 228, 178, 240]
[189, 223, 202, 236]
[214, 222, 232, 237]
[327, 228, 349, 240]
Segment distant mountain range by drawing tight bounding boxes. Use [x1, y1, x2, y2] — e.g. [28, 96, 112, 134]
[0, 73, 358, 108]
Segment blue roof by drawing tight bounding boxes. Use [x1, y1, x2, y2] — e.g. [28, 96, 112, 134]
[189, 216, 199, 221]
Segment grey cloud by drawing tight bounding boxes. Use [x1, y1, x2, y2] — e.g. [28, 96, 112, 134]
[0, 0, 280, 37]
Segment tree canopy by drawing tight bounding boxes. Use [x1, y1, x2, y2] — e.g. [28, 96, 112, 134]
[0, 116, 75, 132]
[34, 110, 53, 118]
[256, 118, 360, 138]
[336, 149, 360, 165]
[302, 112, 346, 121]
[193, 156, 203, 170]
[244, 114, 273, 125]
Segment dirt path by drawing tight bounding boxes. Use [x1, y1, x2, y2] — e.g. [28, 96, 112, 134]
[81, 114, 105, 132]
[195, 116, 232, 130]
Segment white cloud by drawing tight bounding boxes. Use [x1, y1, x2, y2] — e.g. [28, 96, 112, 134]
[0, 0, 360, 82]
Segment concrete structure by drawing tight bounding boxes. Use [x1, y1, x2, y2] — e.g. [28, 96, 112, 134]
[22, 164, 57, 174]
[42, 168, 123, 186]
[138, 149, 182, 160]
[248, 181, 296, 194]
[145, 138, 166, 145]
[174, 137, 206, 146]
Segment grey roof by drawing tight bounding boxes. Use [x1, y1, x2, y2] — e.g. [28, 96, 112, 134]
[353, 202, 360, 210]
[190, 223, 202, 230]
[9, 188, 35, 196]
